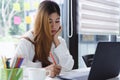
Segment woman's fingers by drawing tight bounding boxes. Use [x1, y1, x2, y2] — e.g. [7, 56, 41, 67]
[45, 64, 62, 77]
[50, 68, 61, 77]
[54, 26, 62, 38]
[56, 65, 62, 70]
[56, 26, 62, 35]
[51, 65, 61, 73]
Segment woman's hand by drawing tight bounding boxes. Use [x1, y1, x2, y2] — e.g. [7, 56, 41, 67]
[53, 26, 62, 47]
[45, 64, 62, 78]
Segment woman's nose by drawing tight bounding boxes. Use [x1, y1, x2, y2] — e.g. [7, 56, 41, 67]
[51, 22, 56, 28]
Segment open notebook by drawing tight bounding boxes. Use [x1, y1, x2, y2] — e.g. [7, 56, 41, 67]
[57, 68, 90, 80]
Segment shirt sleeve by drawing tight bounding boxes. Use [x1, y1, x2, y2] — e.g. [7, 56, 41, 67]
[15, 39, 42, 68]
[53, 37, 74, 72]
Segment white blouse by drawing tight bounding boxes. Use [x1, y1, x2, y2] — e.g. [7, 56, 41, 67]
[15, 31, 74, 72]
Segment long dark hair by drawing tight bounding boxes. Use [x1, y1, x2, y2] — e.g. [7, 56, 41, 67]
[33, 1, 60, 67]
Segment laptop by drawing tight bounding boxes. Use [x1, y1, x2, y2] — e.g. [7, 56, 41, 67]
[88, 42, 120, 80]
[58, 42, 120, 80]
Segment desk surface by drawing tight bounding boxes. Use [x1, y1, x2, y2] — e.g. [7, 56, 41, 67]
[23, 68, 120, 80]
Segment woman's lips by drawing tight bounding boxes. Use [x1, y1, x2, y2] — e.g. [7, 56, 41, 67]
[52, 30, 56, 33]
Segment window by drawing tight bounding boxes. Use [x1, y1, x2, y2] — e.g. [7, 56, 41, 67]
[0, 0, 65, 58]
[77, 0, 120, 68]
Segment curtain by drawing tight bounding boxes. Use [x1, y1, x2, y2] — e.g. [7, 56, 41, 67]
[77, 0, 120, 35]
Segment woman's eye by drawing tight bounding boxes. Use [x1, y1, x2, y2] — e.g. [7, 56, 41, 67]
[49, 21, 52, 23]
[55, 21, 60, 23]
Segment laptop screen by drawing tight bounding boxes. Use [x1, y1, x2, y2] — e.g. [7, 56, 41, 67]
[88, 42, 120, 80]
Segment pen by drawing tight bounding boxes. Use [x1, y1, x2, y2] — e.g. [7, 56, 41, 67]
[11, 57, 17, 68]
[6, 58, 11, 68]
[15, 57, 20, 68]
[1, 56, 7, 68]
[49, 52, 56, 65]
[18, 58, 24, 68]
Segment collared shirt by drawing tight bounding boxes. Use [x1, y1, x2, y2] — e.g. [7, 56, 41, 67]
[15, 31, 74, 72]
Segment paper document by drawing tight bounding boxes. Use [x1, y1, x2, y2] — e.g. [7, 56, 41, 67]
[57, 69, 89, 80]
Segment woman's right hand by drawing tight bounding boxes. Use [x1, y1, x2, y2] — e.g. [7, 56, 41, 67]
[45, 64, 62, 78]
[53, 26, 62, 47]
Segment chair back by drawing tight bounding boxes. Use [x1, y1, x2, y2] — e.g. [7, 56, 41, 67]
[82, 54, 94, 67]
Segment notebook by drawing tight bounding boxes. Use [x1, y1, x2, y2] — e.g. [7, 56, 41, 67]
[57, 68, 89, 80]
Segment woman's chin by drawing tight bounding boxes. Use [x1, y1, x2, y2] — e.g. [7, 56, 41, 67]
[52, 34, 55, 36]
[51, 32, 56, 36]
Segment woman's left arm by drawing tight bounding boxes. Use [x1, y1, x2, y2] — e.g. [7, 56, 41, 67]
[53, 37, 74, 72]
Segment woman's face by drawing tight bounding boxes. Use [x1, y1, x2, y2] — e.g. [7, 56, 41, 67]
[49, 12, 60, 36]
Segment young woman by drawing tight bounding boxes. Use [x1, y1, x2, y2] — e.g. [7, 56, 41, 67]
[15, 1, 74, 77]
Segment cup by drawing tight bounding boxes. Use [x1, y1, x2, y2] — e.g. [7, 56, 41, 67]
[28, 68, 46, 80]
[0, 68, 23, 80]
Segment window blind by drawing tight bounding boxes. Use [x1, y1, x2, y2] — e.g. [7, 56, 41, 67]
[77, 0, 120, 35]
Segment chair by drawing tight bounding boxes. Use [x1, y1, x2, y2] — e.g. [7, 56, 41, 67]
[82, 54, 94, 67]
